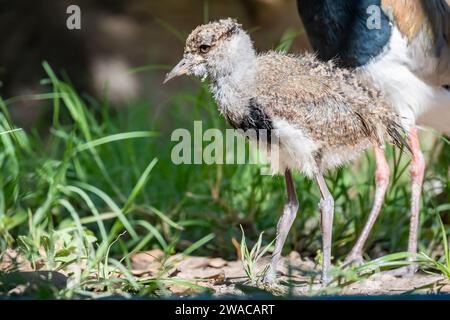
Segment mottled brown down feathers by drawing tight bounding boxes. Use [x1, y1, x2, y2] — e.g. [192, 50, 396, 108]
[253, 52, 410, 152]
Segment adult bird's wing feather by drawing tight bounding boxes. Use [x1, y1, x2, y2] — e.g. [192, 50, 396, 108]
[381, 0, 450, 86]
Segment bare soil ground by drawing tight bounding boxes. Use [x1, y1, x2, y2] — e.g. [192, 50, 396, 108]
[129, 249, 450, 296]
[1, 249, 449, 297]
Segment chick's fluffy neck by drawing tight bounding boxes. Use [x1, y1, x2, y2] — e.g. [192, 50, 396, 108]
[208, 31, 258, 118]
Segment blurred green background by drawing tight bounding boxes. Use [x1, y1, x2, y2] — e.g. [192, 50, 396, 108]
[1, 0, 308, 126]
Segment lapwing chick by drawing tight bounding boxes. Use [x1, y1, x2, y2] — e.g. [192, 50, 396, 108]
[164, 18, 409, 284]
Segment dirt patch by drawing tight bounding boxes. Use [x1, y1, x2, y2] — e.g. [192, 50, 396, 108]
[130, 250, 450, 296]
[1, 249, 448, 297]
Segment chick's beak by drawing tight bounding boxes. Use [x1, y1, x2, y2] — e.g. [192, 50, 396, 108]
[163, 57, 191, 84]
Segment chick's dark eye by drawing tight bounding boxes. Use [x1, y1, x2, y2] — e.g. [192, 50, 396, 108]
[199, 44, 211, 53]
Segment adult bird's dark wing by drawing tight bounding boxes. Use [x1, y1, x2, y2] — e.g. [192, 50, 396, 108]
[381, 0, 450, 86]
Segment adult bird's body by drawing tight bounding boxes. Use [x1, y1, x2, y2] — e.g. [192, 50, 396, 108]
[297, 0, 450, 270]
[164, 19, 409, 283]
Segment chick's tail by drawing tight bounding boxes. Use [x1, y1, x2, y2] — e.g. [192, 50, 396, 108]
[382, 113, 412, 153]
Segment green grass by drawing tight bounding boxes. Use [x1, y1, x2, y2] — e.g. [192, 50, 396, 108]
[239, 225, 274, 284]
[0, 20, 449, 297]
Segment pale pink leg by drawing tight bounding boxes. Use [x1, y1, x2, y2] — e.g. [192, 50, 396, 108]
[264, 169, 299, 283]
[316, 173, 334, 284]
[407, 127, 425, 268]
[344, 145, 390, 265]
[383, 127, 425, 277]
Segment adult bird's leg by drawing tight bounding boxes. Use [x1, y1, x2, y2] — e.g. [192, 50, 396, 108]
[264, 169, 299, 283]
[316, 172, 334, 284]
[407, 127, 425, 269]
[344, 146, 390, 266]
[382, 127, 425, 277]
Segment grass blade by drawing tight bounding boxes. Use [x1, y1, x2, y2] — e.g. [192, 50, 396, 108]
[122, 158, 158, 214]
[76, 132, 158, 152]
[182, 233, 215, 256]
[75, 182, 138, 239]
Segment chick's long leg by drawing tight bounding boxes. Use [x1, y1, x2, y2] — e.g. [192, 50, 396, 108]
[344, 146, 390, 265]
[316, 172, 334, 284]
[264, 169, 299, 283]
